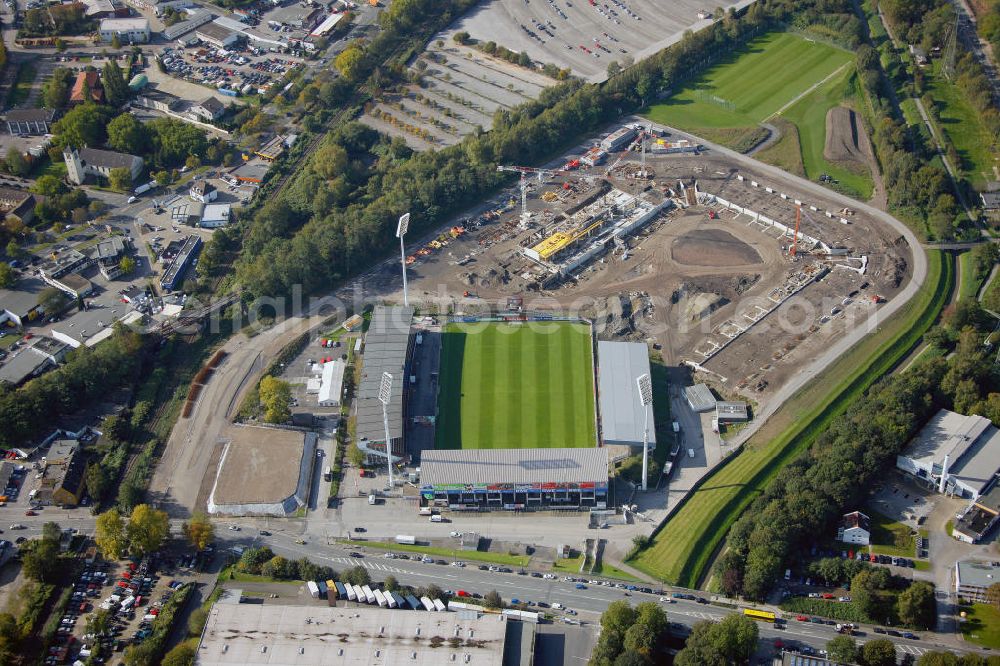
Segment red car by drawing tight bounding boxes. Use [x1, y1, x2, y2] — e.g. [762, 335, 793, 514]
[821, 593, 835, 599]
[796, 615, 808, 622]
[24, 510, 35, 516]
[457, 590, 469, 597]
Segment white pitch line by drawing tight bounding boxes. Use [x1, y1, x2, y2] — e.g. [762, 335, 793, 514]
[768, 63, 850, 120]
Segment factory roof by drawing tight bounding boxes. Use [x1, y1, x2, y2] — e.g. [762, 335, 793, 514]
[903, 409, 1000, 495]
[100, 17, 149, 31]
[196, 22, 236, 42]
[420, 447, 608, 487]
[196, 602, 510, 666]
[596, 341, 655, 447]
[684, 383, 716, 412]
[356, 305, 413, 445]
[716, 401, 749, 420]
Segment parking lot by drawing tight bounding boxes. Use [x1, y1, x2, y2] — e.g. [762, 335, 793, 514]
[159, 43, 302, 97]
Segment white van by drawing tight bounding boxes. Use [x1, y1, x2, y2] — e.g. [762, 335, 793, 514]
[429, 515, 443, 523]
[687, 449, 695, 458]
[419, 507, 432, 516]
[368, 494, 376, 505]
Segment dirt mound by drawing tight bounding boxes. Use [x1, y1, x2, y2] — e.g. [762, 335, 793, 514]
[671, 228, 763, 267]
[824, 106, 864, 164]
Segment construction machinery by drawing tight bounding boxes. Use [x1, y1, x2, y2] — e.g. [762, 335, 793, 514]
[496, 165, 600, 227]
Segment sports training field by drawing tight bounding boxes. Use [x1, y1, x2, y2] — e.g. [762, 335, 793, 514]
[644, 32, 853, 130]
[435, 321, 597, 450]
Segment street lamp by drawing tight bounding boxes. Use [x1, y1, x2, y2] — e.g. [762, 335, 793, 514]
[379, 371, 395, 491]
[636, 373, 653, 491]
[396, 213, 410, 307]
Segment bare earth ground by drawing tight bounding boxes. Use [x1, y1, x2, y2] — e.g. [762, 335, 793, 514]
[824, 106, 865, 165]
[210, 426, 306, 506]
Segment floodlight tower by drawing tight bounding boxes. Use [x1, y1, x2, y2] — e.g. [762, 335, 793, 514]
[396, 213, 410, 307]
[378, 371, 396, 491]
[636, 373, 653, 491]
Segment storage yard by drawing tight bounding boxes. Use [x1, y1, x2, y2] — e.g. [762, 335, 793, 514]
[393, 122, 912, 409]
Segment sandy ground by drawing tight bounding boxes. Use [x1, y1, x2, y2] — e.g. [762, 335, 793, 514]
[210, 425, 307, 506]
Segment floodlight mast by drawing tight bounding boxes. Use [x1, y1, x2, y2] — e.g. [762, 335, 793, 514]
[396, 213, 410, 307]
[379, 371, 395, 491]
[637, 374, 653, 491]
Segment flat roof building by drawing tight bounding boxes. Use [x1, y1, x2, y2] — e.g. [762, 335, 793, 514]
[420, 448, 609, 511]
[897, 409, 1000, 499]
[196, 602, 516, 666]
[956, 560, 1000, 603]
[0, 347, 54, 387]
[196, 22, 239, 48]
[684, 383, 716, 412]
[0, 277, 47, 326]
[716, 401, 748, 423]
[99, 17, 151, 43]
[596, 341, 654, 449]
[318, 358, 344, 408]
[954, 482, 1000, 544]
[356, 305, 413, 463]
[200, 203, 231, 228]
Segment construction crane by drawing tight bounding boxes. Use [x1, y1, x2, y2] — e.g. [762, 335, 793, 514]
[791, 204, 802, 257]
[496, 165, 600, 226]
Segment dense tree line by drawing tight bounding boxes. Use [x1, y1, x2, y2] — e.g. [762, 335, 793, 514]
[674, 613, 758, 666]
[0, 324, 148, 448]
[713, 307, 999, 601]
[590, 600, 670, 666]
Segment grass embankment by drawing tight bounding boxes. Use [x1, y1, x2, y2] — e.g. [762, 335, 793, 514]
[643, 32, 852, 153]
[356, 541, 531, 567]
[551, 555, 585, 573]
[592, 561, 641, 582]
[960, 604, 1000, 648]
[958, 250, 987, 301]
[7, 63, 36, 107]
[755, 118, 805, 176]
[628, 250, 953, 586]
[435, 322, 596, 450]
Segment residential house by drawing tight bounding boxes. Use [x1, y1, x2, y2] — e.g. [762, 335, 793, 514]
[836, 511, 871, 545]
[0, 187, 38, 226]
[69, 71, 104, 105]
[189, 181, 217, 203]
[189, 96, 224, 121]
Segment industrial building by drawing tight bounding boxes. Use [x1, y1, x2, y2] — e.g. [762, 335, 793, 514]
[36, 440, 87, 506]
[956, 560, 1000, 603]
[200, 203, 231, 228]
[716, 401, 748, 423]
[596, 340, 655, 449]
[196, 22, 239, 48]
[420, 448, 609, 511]
[355, 305, 414, 464]
[196, 601, 520, 666]
[954, 482, 1000, 543]
[522, 188, 670, 276]
[98, 17, 151, 43]
[600, 125, 638, 152]
[683, 383, 716, 412]
[896, 409, 1000, 499]
[207, 425, 317, 516]
[4, 108, 56, 135]
[160, 234, 202, 291]
[162, 9, 213, 40]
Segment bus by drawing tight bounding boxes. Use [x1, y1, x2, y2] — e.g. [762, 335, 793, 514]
[743, 608, 776, 623]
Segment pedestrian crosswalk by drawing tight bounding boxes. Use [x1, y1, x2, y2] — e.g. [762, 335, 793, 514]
[896, 644, 927, 656]
[330, 557, 407, 574]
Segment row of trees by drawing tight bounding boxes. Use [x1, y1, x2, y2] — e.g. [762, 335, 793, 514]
[590, 600, 671, 666]
[713, 304, 999, 602]
[94, 504, 170, 560]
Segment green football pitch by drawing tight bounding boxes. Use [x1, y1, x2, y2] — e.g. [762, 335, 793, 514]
[434, 321, 597, 449]
[643, 32, 853, 129]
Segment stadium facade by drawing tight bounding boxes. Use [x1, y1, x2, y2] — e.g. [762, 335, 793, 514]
[419, 448, 609, 511]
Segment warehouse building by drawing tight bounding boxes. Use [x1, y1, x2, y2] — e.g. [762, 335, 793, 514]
[356, 305, 413, 464]
[716, 401, 749, 423]
[683, 383, 716, 412]
[196, 602, 519, 666]
[196, 22, 239, 48]
[317, 358, 344, 408]
[897, 409, 1000, 499]
[98, 17, 151, 43]
[596, 340, 655, 449]
[420, 448, 609, 511]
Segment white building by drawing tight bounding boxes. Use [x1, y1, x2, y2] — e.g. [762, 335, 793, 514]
[956, 560, 1000, 602]
[99, 17, 151, 43]
[317, 358, 345, 407]
[200, 203, 231, 228]
[189, 181, 217, 203]
[897, 409, 1000, 500]
[836, 511, 870, 545]
[63, 146, 143, 186]
[189, 96, 225, 121]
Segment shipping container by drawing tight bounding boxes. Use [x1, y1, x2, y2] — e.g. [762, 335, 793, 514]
[317, 581, 328, 598]
[344, 584, 357, 601]
[307, 581, 320, 598]
[391, 592, 406, 609]
[362, 585, 377, 604]
[335, 582, 348, 599]
[406, 594, 422, 610]
[352, 585, 365, 602]
[433, 598, 446, 612]
[327, 580, 339, 599]
[420, 596, 435, 612]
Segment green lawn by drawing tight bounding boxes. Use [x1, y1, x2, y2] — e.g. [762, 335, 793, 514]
[592, 561, 640, 582]
[6, 63, 37, 107]
[924, 63, 998, 189]
[628, 251, 953, 585]
[868, 509, 916, 557]
[435, 321, 596, 449]
[779, 66, 873, 199]
[354, 541, 531, 567]
[643, 32, 852, 137]
[960, 604, 1000, 648]
[551, 555, 585, 573]
[958, 250, 986, 301]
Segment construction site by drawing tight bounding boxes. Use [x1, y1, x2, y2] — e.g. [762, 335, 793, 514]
[392, 122, 912, 408]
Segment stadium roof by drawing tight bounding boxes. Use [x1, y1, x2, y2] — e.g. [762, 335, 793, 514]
[420, 448, 608, 486]
[684, 383, 716, 412]
[356, 306, 413, 445]
[196, 602, 511, 666]
[596, 341, 655, 447]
